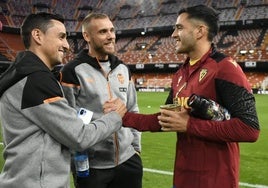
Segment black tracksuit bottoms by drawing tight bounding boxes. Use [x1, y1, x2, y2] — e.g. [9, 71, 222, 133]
[74, 153, 143, 188]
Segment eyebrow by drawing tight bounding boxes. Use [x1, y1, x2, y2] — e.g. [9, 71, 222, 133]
[59, 32, 67, 38]
[102, 28, 114, 32]
[175, 24, 182, 28]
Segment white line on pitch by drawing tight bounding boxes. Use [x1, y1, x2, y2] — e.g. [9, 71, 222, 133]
[239, 182, 268, 188]
[143, 168, 173, 175]
[143, 168, 268, 188]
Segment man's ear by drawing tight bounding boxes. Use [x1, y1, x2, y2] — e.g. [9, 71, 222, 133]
[196, 25, 207, 40]
[82, 31, 90, 43]
[31, 29, 42, 45]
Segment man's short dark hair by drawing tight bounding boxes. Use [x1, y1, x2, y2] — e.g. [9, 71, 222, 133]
[178, 5, 219, 41]
[21, 12, 64, 49]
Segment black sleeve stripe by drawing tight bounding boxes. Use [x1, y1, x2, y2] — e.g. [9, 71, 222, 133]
[215, 79, 259, 130]
[21, 72, 63, 109]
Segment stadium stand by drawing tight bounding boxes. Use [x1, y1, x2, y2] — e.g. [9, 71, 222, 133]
[0, 0, 267, 90]
[0, 32, 23, 61]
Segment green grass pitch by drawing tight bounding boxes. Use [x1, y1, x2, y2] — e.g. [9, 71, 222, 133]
[0, 92, 267, 188]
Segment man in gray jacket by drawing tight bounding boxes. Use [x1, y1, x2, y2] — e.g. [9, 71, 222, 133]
[0, 12, 126, 188]
[60, 13, 142, 188]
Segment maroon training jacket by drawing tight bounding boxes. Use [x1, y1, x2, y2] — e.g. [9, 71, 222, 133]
[123, 46, 260, 188]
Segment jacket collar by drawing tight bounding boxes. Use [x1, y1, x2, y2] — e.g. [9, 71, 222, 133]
[76, 49, 123, 70]
[182, 43, 216, 68]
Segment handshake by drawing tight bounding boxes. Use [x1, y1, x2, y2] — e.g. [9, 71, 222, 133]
[102, 94, 231, 133]
[103, 98, 189, 132]
[103, 98, 127, 118]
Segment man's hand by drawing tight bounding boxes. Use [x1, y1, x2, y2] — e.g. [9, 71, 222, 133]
[158, 108, 190, 132]
[103, 98, 127, 118]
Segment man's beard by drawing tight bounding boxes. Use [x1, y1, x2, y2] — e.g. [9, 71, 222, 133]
[96, 46, 115, 56]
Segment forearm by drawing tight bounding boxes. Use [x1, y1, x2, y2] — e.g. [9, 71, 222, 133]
[123, 112, 161, 132]
[187, 117, 260, 143]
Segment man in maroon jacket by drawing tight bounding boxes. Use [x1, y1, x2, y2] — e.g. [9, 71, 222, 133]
[104, 4, 260, 188]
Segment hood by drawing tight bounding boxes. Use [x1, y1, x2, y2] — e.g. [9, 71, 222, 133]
[75, 49, 124, 70]
[0, 51, 51, 97]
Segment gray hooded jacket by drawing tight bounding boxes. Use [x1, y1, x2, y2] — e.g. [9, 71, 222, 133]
[61, 49, 141, 168]
[0, 51, 122, 188]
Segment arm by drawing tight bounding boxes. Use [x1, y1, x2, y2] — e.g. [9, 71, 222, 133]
[188, 59, 259, 142]
[104, 99, 161, 132]
[21, 72, 123, 152]
[187, 79, 259, 142]
[123, 112, 161, 132]
[26, 99, 123, 151]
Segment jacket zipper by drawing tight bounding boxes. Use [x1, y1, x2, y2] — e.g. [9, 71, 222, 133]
[97, 58, 119, 166]
[107, 78, 119, 165]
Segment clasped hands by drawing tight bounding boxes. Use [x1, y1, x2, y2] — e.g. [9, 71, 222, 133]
[103, 98, 189, 132]
[103, 98, 127, 118]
